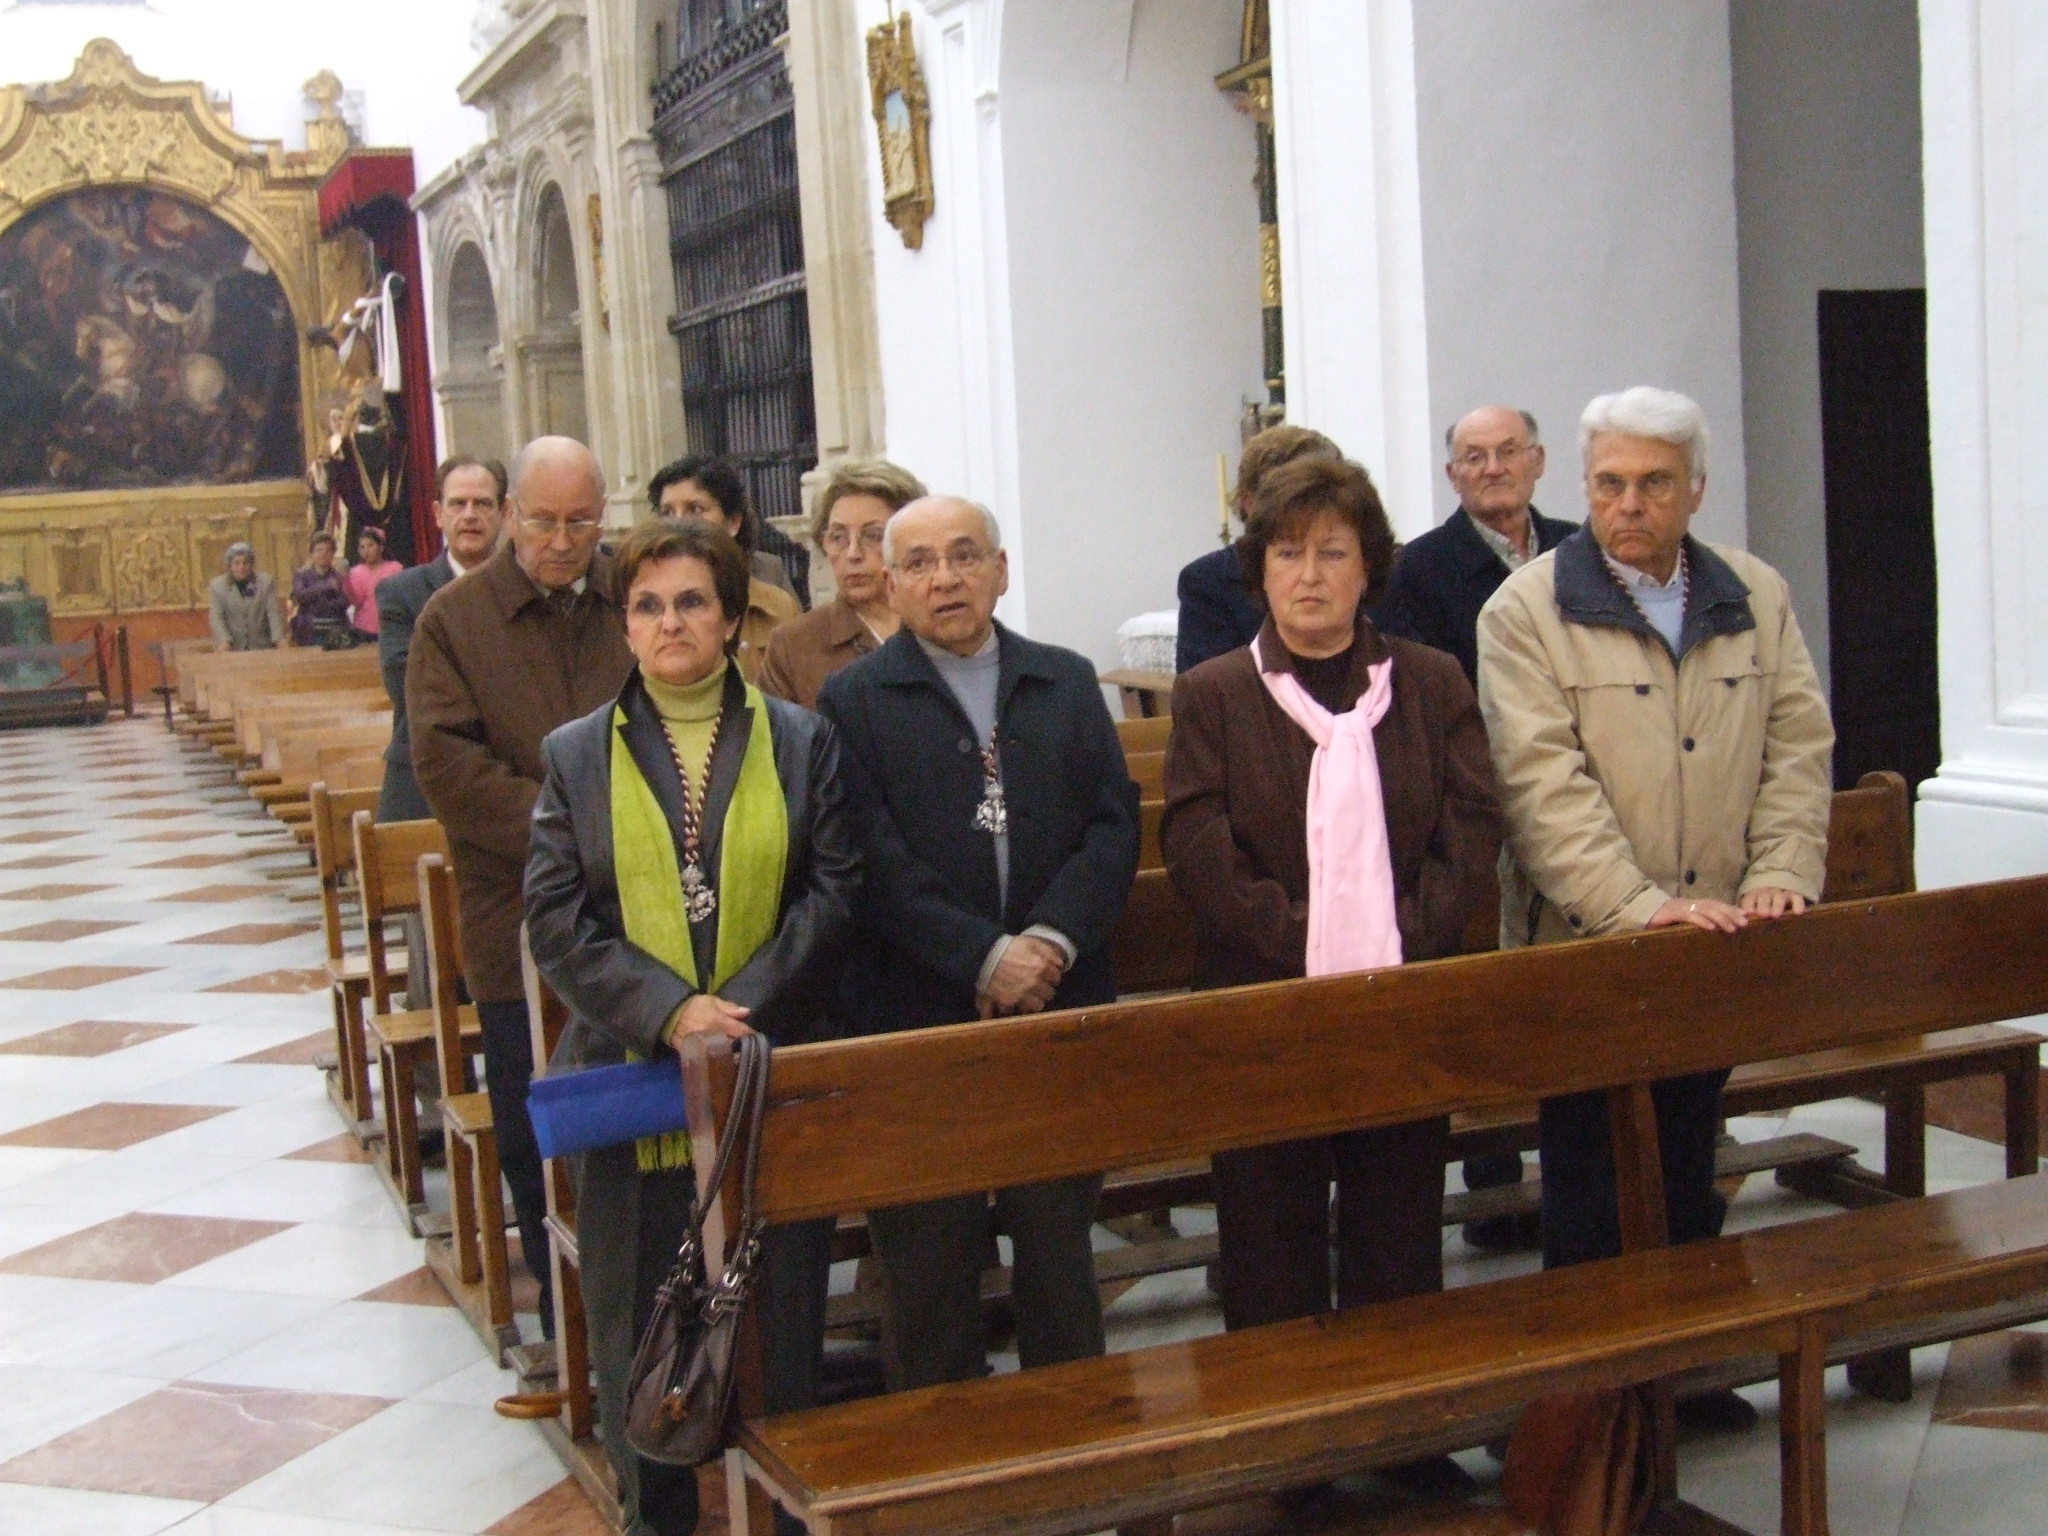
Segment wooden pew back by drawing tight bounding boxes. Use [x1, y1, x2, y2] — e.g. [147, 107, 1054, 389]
[1116, 716, 1172, 754]
[352, 811, 450, 1013]
[310, 783, 383, 967]
[419, 853, 468, 1094]
[729, 876, 2048, 1226]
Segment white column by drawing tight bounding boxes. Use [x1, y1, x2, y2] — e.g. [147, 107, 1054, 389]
[1916, 0, 2048, 885]
[1268, 0, 1434, 537]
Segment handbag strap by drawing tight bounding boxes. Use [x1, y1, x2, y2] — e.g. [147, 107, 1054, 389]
[683, 1032, 769, 1238]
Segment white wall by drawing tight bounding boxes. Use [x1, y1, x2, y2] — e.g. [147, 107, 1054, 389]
[863, 0, 1261, 666]
[0, 0, 486, 185]
[1411, 0, 1749, 550]
[1728, 0, 1924, 698]
[1916, 0, 2048, 886]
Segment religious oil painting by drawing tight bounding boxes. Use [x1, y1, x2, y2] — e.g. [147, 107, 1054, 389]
[0, 187, 303, 495]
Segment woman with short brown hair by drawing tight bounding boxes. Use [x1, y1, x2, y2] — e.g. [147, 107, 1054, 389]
[1160, 455, 1500, 1493]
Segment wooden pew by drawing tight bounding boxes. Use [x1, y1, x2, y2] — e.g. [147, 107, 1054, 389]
[416, 853, 521, 1360]
[354, 811, 449, 1228]
[311, 782, 386, 1132]
[705, 875, 2048, 1536]
[1115, 715, 1172, 754]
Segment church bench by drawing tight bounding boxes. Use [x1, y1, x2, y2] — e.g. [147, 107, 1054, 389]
[353, 810, 448, 1227]
[311, 781, 387, 1131]
[188, 648, 378, 719]
[698, 874, 2048, 1536]
[1114, 715, 1173, 755]
[235, 686, 391, 759]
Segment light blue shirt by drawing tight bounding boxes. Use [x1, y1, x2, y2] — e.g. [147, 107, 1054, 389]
[1604, 548, 1687, 653]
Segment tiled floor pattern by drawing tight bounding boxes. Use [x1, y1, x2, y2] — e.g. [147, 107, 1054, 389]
[1, 717, 2046, 1534]
[0, 718, 601, 1536]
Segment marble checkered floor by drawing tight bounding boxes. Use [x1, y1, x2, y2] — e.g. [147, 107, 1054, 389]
[0, 716, 605, 1536]
[1, 715, 2044, 1536]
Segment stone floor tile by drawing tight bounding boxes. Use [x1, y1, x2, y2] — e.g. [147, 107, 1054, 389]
[0, 1101, 231, 1149]
[0, 1211, 292, 1283]
[0, 1020, 191, 1057]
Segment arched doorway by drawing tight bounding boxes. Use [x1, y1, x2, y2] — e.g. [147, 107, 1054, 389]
[529, 185, 589, 444]
[438, 242, 507, 462]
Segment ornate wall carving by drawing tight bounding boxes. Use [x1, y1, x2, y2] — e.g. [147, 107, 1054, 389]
[0, 40, 372, 616]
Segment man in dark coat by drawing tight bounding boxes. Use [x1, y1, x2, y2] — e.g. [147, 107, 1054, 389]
[1375, 405, 1578, 686]
[376, 455, 506, 821]
[1373, 404, 1575, 1254]
[1175, 425, 1339, 673]
[407, 437, 634, 1335]
[818, 495, 1140, 1390]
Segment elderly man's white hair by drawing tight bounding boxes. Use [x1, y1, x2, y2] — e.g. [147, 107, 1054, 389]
[1579, 387, 1709, 483]
[509, 435, 607, 503]
[881, 496, 1004, 567]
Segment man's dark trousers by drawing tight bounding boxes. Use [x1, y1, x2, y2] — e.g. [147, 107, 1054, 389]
[476, 998, 553, 1336]
[867, 1174, 1105, 1389]
[1537, 1067, 1732, 1269]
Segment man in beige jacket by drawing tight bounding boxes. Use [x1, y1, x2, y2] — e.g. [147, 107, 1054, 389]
[1477, 387, 1832, 1418]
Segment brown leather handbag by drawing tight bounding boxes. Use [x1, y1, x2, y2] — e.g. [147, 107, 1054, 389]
[1502, 1388, 1655, 1536]
[625, 1031, 770, 1466]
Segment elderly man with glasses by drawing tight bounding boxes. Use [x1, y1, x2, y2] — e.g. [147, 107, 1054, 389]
[818, 495, 1141, 1392]
[408, 435, 635, 1346]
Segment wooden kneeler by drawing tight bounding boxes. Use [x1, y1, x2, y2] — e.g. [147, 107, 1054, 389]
[419, 852, 520, 1359]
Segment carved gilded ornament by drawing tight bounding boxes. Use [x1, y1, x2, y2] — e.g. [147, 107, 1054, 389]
[866, 13, 934, 252]
[0, 42, 372, 616]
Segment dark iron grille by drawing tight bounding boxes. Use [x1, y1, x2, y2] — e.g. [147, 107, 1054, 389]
[654, 6, 814, 527]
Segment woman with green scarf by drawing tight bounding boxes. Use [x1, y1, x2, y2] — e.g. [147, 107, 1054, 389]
[525, 518, 860, 1536]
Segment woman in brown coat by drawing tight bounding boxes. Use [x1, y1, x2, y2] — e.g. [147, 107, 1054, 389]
[1161, 455, 1500, 1364]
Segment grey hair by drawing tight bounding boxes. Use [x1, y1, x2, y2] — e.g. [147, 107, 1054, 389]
[1445, 408, 1540, 452]
[881, 497, 1003, 567]
[1579, 387, 1709, 482]
[224, 541, 255, 568]
[509, 435, 608, 504]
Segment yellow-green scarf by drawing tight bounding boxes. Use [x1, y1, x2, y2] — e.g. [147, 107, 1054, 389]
[610, 677, 788, 1169]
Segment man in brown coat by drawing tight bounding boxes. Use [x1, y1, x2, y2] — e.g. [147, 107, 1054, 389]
[407, 435, 634, 1336]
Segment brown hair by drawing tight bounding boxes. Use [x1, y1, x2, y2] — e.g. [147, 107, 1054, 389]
[308, 531, 336, 553]
[1237, 457, 1397, 608]
[435, 454, 508, 502]
[613, 519, 752, 651]
[1234, 424, 1341, 510]
[808, 457, 928, 550]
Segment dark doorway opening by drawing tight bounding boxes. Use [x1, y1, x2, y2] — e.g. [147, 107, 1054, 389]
[1817, 288, 1940, 796]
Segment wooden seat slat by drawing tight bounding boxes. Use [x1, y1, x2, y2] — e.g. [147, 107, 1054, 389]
[751, 878, 2048, 1225]
[747, 1174, 2048, 1536]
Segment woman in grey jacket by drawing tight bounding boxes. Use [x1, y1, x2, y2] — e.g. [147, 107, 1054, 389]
[524, 517, 859, 1536]
[207, 541, 284, 650]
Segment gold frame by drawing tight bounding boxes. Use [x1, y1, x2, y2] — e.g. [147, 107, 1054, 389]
[0, 40, 370, 615]
[866, 13, 935, 251]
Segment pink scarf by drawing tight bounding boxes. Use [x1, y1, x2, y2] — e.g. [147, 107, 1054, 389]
[1257, 635, 1403, 976]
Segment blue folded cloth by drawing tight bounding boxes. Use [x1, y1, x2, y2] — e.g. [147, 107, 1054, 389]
[528, 1058, 688, 1160]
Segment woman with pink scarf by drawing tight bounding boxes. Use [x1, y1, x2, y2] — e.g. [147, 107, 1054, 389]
[1160, 455, 1500, 1504]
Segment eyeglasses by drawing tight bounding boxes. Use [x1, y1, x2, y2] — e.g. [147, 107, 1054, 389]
[893, 545, 994, 580]
[1453, 443, 1533, 472]
[823, 525, 886, 554]
[1588, 470, 1685, 505]
[628, 589, 723, 621]
[515, 513, 603, 539]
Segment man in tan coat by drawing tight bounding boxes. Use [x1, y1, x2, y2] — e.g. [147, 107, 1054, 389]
[1477, 387, 1831, 1425]
[408, 436, 634, 1339]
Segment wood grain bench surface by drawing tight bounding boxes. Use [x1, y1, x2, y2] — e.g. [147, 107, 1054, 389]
[696, 874, 2048, 1536]
[750, 1174, 2048, 1536]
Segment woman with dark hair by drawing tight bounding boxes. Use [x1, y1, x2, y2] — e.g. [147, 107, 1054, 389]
[343, 525, 402, 644]
[525, 517, 858, 1536]
[650, 455, 802, 680]
[290, 531, 351, 648]
[1159, 455, 1501, 1497]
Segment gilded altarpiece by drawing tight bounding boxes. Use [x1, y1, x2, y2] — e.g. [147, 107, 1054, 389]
[0, 41, 373, 619]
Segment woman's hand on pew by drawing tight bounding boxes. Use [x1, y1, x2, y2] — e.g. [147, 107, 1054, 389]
[664, 994, 753, 1045]
[1649, 896, 1747, 933]
[1738, 886, 1809, 919]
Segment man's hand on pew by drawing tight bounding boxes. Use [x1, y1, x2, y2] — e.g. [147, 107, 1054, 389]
[1739, 886, 1809, 920]
[979, 935, 1068, 1018]
[1649, 896, 1748, 933]
[664, 994, 753, 1045]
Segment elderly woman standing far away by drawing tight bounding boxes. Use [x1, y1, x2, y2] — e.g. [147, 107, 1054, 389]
[525, 518, 859, 1536]
[290, 531, 351, 648]
[209, 540, 285, 651]
[757, 457, 927, 707]
[1160, 455, 1501, 1503]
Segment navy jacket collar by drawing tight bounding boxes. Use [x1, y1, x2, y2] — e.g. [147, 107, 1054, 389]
[1551, 526, 1754, 662]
